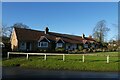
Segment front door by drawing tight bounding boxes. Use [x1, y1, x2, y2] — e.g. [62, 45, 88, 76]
[26, 42, 31, 51]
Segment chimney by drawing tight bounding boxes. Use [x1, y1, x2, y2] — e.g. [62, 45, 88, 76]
[82, 33, 85, 39]
[45, 27, 49, 34]
[89, 35, 92, 38]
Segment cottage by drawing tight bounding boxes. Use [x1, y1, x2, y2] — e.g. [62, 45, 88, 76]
[10, 27, 97, 52]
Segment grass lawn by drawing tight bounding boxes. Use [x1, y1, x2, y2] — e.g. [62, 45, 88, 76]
[2, 52, 119, 72]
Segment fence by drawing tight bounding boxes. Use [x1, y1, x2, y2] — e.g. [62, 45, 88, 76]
[7, 52, 110, 63]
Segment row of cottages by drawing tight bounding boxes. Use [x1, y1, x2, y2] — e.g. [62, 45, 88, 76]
[10, 27, 97, 52]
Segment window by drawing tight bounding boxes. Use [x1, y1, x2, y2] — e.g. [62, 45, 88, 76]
[91, 44, 95, 48]
[56, 43, 63, 47]
[20, 42, 26, 50]
[21, 42, 25, 46]
[38, 42, 48, 47]
[84, 44, 88, 48]
[21, 42, 25, 47]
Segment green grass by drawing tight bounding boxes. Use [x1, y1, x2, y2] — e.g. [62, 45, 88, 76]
[2, 52, 119, 71]
[95, 52, 119, 56]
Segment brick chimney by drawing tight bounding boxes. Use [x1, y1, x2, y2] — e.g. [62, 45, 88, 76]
[89, 35, 92, 38]
[82, 33, 85, 39]
[45, 27, 49, 34]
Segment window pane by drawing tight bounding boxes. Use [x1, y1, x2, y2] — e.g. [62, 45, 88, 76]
[57, 43, 62, 47]
[84, 44, 88, 48]
[39, 42, 48, 47]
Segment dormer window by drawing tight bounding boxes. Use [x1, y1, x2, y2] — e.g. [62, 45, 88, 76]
[38, 36, 50, 48]
[56, 37, 64, 48]
[84, 44, 88, 48]
[38, 42, 48, 47]
[56, 43, 63, 48]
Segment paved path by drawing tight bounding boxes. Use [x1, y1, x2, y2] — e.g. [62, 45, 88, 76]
[2, 67, 119, 80]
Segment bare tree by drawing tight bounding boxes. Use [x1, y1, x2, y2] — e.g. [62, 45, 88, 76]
[1, 23, 30, 38]
[1, 24, 12, 37]
[12, 23, 29, 29]
[93, 20, 110, 43]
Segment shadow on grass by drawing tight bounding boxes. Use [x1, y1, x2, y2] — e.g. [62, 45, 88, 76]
[84, 60, 106, 62]
[58, 59, 82, 62]
[112, 60, 120, 63]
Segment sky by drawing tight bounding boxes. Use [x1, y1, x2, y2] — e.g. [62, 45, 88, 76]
[2, 2, 118, 41]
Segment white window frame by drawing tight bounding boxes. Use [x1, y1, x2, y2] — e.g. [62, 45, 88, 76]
[38, 42, 48, 47]
[56, 43, 63, 48]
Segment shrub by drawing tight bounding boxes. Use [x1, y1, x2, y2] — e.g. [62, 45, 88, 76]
[107, 45, 118, 52]
[74, 49, 79, 53]
[70, 49, 79, 54]
[78, 45, 83, 51]
[102, 47, 108, 52]
[43, 50, 46, 52]
[96, 48, 102, 52]
[83, 49, 87, 53]
[55, 47, 64, 52]
[93, 49, 96, 52]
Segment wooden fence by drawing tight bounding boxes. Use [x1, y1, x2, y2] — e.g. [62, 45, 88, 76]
[7, 52, 110, 63]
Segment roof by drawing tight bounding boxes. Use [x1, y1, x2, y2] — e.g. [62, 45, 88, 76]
[14, 27, 96, 44]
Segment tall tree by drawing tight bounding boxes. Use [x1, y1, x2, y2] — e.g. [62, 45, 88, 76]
[12, 23, 29, 29]
[1, 23, 30, 38]
[93, 20, 110, 43]
[1, 25, 12, 37]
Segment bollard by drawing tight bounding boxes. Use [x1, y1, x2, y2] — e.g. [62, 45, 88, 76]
[82, 55, 84, 62]
[26, 53, 29, 60]
[44, 54, 47, 60]
[107, 55, 109, 63]
[63, 54, 65, 61]
[7, 52, 10, 59]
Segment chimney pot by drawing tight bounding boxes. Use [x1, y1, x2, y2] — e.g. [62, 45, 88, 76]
[45, 27, 49, 34]
[82, 33, 85, 39]
[89, 35, 92, 38]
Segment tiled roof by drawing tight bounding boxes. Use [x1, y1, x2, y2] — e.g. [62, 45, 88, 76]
[15, 27, 44, 41]
[14, 27, 96, 44]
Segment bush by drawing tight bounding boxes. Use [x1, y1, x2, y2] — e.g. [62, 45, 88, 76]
[43, 50, 47, 52]
[102, 47, 108, 52]
[107, 45, 118, 52]
[55, 47, 65, 52]
[96, 48, 102, 52]
[2, 43, 12, 57]
[83, 49, 87, 53]
[78, 45, 83, 51]
[88, 48, 93, 53]
[93, 49, 96, 52]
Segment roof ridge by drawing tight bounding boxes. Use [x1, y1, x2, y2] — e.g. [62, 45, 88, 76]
[14, 27, 95, 42]
[49, 31, 82, 38]
[14, 27, 44, 33]
[14, 27, 84, 38]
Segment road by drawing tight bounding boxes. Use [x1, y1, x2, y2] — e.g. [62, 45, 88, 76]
[2, 67, 119, 80]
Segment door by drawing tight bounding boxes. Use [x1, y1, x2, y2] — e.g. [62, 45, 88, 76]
[26, 42, 31, 51]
